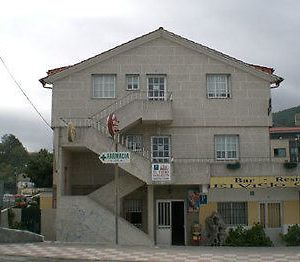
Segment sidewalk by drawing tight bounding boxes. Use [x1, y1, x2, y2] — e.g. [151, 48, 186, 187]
[0, 242, 299, 261]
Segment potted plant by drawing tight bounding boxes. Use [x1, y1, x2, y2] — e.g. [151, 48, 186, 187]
[283, 162, 298, 169]
[226, 162, 241, 170]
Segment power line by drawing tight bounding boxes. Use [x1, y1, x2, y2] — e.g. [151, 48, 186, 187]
[0, 56, 52, 130]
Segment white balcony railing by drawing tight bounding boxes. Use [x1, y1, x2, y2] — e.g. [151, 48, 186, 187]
[90, 91, 172, 121]
[59, 117, 151, 160]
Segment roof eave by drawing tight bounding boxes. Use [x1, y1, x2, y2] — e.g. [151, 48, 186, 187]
[41, 27, 284, 87]
[41, 28, 163, 85]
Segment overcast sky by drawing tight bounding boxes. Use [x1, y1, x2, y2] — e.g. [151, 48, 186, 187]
[0, 0, 299, 151]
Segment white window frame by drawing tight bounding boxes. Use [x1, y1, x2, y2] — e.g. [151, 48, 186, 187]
[126, 135, 143, 152]
[215, 135, 239, 160]
[259, 201, 282, 229]
[147, 75, 166, 101]
[151, 136, 170, 163]
[92, 74, 116, 98]
[217, 202, 248, 226]
[207, 74, 231, 98]
[126, 74, 139, 90]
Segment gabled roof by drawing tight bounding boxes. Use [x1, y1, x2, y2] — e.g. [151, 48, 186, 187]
[40, 27, 283, 87]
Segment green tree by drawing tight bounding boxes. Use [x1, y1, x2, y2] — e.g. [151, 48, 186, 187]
[26, 149, 53, 187]
[0, 134, 29, 185]
[0, 163, 15, 182]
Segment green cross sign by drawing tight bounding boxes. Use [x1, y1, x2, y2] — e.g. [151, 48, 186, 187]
[99, 152, 131, 164]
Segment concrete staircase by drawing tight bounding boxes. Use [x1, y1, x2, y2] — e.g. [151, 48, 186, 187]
[57, 92, 173, 245]
[85, 127, 152, 184]
[58, 118, 152, 244]
[90, 91, 172, 131]
[56, 196, 153, 245]
[89, 172, 144, 211]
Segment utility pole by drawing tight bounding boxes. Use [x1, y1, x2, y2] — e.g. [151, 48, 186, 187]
[106, 113, 120, 245]
[114, 134, 119, 245]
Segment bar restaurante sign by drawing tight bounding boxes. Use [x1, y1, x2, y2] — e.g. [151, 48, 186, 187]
[210, 176, 300, 189]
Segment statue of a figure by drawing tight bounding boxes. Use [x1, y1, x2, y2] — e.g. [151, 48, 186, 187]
[205, 211, 226, 246]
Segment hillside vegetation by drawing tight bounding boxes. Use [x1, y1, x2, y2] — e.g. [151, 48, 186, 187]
[272, 105, 300, 127]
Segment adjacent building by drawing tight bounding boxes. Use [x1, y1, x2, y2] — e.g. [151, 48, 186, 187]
[40, 28, 299, 246]
[270, 127, 300, 163]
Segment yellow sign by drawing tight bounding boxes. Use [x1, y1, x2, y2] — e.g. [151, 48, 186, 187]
[210, 176, 300, 189]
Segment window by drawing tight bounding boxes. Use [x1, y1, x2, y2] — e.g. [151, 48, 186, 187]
[92, 75, 115, 98]
[126, 75, 139, 90]
[274, 148, 286, 157]
[124, 199, 142, 229]
[126, 135, 142, 152]
[290, 141, 300, 162]
[151, 136, 170, 163]
[215, 135, 239, 160]
[207, 74, 230, 98]
[260, 203, 281, 228]
[147, 76, 166, 100]
[218, 202, 248, 225]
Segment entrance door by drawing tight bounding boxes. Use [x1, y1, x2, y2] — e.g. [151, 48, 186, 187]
[156, 201, 171, 245]
[260, 202, 282, 244]
[156, 200, 185, 245]
[171, 201, 185, 245]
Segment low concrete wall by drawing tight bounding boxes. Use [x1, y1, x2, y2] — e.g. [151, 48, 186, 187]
[41, 208, 56, 241]
[0, 209, 9, 228]
[0, 227, 44, 243]
[11, 208, 22, 224]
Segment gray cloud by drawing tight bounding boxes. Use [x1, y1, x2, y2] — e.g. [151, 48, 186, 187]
[0, 111, 52, 152]
[1, 0, 300, 151]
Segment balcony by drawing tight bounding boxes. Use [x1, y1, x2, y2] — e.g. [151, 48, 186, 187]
[90, 91, 173, 131]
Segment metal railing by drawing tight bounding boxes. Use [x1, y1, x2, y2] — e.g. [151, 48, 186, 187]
[60, 117, 151, 159]
[59, 119, 291, 165]
[90, 91, 172, 121]
[173, 157, 287, 164]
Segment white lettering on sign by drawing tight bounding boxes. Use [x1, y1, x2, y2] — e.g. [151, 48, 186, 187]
[99, 152, 130, 163]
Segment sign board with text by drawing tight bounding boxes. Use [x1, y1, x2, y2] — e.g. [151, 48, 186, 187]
[99, 152, 130, 164]
[210, 176, 300, 189]
[152, 163, 171, 181]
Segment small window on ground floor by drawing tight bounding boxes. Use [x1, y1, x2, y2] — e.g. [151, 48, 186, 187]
[124, 199, 143, 229]
[217, 202, 248, 225]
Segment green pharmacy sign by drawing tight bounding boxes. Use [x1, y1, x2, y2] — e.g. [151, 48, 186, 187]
[99, 152, 130, 164]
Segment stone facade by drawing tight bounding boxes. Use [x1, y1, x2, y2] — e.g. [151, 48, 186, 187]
[41, 28, 297, 246]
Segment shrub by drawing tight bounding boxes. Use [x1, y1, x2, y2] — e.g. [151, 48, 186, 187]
[225, 224, 273, 246]
[10, 221, 26, 230]
[244, 224, 273, 246]
[281, 224, 300, 246]
[225, 225, 245, 246]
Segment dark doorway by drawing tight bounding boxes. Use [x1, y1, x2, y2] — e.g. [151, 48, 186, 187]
[171, 201, 185, 245]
